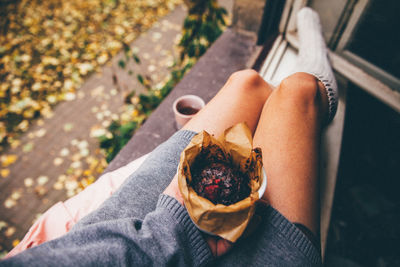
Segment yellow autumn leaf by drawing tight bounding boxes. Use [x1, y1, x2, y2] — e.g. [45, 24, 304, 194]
[18, 120, 29, 131]
[12, 239, 20, 247]
[1, 155, 18, 167]
[1, 169, 10, 178]
[23, 108, 35, 119]
[10, 140, 21, 149]
[83, 169, 92, 176]
[131, 109, 139, 117]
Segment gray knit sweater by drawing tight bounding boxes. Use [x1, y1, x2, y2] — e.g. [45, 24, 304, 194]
[0, 195, 213, 266]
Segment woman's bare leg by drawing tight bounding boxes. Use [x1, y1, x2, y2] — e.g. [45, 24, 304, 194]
[183, 68, 328, 235]
[183, 69, 273, 136]
[253, 72, 329, 235]
[252, 7, 338, 236]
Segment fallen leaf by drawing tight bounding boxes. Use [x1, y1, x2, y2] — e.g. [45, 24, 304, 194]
[4, 198, 16, 209]
[35, 129, 47, 138]
[12, 239, 20, 247]
[37, 175, 49, 185]
[23, 142, 34, 152]
[67, 190, 75, 198]
[64, 92, 76, 101]
[91, 85, 105, 98]
[77, 91, 85, 99]
[34, 186, 47, 196]
[110, 88, 118, 96]
[71, 153, 82, 162]
[77, 63, 93, 75]
[70, 161, 82, 169]
[1, 169, 10, 178]
[143, 53, 150, 60]
[102, 120, 111, 128]
[71, 139, 79, 146]
[80, 148, 89, 157]
[78, 141, 88, 149]
[18, 120, 29, 131]
[152, 32, 162, 41]
[0, 221, 7, 230]
[53, 157, 64, 166]
[4, 227, 16, 237]
[53, 182, 63, 190]
[10, 140, 21, 149]
[96, 113, 104, 120]
[60, 148, 70, 157]
[24, 178, 34, 187]
[10, 191, 21, 200]
[90, 126, 106, 138]
[63, 123, 74, 132]
[57, 175, 67, 182]
[1, 155, 18, 167]
[65, 180, 78, 191]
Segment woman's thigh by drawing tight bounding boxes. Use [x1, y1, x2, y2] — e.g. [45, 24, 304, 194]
[217, 73, 326, 266]
[183, 69, 273, 137]
[253, 73, 326, 234]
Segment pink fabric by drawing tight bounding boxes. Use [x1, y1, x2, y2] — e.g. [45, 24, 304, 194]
[6, 154, 148, 258]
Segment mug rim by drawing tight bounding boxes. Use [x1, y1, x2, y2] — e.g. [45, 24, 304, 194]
[172, 95, 205, 118]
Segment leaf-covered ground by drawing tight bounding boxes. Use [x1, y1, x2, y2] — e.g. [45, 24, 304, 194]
[0, 0, 183, 256]
[0, 0, 181, 151]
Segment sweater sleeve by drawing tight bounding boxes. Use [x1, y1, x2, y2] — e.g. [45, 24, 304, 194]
[0, 195, 213, 267]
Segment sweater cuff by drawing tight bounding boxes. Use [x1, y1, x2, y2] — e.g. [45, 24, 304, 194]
[157, 194, 213, 266]
[172, 130, 198, 143]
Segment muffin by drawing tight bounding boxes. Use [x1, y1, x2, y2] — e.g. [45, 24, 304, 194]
[191, 160, 250, 206]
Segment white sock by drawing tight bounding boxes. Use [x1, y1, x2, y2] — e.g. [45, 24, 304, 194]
[293, 7, 338, 122]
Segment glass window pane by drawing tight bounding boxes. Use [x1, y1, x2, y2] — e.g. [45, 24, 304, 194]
[346, 0, 400, 78]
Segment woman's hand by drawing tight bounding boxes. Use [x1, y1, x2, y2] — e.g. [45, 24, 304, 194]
[163, 174, 233, 257]
[205, 236, 232, 257]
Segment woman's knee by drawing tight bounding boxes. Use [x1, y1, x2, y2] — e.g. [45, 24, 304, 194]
[278, 72, 320, 106]
[227, 69, 267, 92]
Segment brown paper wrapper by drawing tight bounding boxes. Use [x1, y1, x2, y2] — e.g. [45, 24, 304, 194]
[178, 123, 263, 242]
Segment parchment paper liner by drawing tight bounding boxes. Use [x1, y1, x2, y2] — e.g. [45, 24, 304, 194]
[178, 123, 263, 242]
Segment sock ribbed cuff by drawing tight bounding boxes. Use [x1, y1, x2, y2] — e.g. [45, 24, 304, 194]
[312, 72, 338, 122]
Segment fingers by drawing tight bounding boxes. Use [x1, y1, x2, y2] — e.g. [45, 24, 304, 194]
[217, 239, 233, 256]
[206, 238, 217, 256]
[206, 237, 233, 257]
